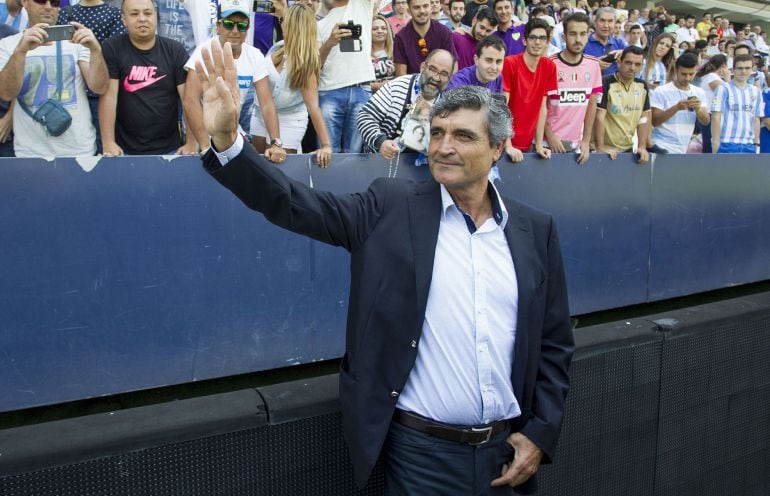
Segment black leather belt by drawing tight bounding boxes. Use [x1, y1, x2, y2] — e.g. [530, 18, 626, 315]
[393, 409, 509, 445]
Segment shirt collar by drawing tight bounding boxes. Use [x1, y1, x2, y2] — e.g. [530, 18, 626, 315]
[439, 181, 508, 233]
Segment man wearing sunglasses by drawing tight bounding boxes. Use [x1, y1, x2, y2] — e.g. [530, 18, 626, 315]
[183, 0, 283, 160]
[0, 0, 108, 158]
[99, 0, 192, 156]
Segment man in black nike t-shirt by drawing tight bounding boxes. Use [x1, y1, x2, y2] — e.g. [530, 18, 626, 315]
[99, 0, 193, 155]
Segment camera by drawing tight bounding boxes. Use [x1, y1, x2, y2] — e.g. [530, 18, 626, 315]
[253, 0, 274, 13]
[339, 20, 363, 52]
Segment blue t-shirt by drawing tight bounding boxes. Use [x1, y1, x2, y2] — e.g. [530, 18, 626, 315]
[584, 33, 627, 76]
[445, 65, 502, 93]
[760, 89, 770, 153]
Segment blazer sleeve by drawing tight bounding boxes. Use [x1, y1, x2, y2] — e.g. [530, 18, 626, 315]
[519, 216, 574, 463]
[202, 142, 387, 253]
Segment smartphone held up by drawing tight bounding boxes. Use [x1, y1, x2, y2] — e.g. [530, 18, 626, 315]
[44, 24, 75, 42]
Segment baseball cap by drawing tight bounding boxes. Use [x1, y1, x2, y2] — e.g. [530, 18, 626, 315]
[219, 0, 250, 18]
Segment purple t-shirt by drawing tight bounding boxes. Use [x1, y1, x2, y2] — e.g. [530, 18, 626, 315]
[394, 19, 457, 73]
[252, 13, 276, 55]
[445, 65, 502, 93]
[453, 31, 477, 70]
[493, 24, 525, 56]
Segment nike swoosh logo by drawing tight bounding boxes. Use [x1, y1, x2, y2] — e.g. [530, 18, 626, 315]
[123, 74, 167, 93]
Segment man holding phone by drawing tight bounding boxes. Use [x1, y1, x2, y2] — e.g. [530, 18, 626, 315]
[0, 0, 108, 158]
[650, 53, 709, 154]
[583, 6, 626, 76]
[316, 0, 376, 152]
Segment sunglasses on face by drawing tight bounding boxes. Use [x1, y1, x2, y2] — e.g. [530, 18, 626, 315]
[32, 0, 61, 7]
[220, 19, 249, 32]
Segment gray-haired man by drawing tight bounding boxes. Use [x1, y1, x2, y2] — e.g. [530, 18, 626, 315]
[197, 39, 574, 495]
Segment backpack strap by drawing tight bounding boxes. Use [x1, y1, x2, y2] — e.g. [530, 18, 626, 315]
[396, 74, 418, 136]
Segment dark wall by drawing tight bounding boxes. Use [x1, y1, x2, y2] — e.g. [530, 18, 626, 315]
[2, 293, 770, 495]
[2, 152, 770, 412]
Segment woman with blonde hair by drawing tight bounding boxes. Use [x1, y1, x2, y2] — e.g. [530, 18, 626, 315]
[371, 14, 395, 92]
[639, 33, 676, 90]
[251, 3, 332, 166]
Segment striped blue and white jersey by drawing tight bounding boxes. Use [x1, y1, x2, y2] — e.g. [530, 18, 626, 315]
[711, 81, 764, 145]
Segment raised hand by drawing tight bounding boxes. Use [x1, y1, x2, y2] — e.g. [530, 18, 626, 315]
[194, 39, 240, 151]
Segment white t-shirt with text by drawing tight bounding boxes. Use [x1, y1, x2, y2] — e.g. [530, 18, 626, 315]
[0, 34, 95, 158]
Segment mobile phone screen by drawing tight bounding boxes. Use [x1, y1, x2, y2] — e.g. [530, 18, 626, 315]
[45, 25, 75, 42]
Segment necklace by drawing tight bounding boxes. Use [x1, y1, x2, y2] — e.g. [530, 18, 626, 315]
[388, 149, 401, 178]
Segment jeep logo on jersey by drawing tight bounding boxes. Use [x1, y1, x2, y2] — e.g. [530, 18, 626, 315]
[559, 89, 588, 104]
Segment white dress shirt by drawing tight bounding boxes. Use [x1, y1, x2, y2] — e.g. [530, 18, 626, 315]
[396, 184, 521, 426]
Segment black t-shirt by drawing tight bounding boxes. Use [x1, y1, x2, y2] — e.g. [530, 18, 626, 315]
[102, 34, 188, 155]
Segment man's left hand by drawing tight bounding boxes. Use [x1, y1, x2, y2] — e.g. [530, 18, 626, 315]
[490, 432, 543, 488]
[70, 22, 99, 51]
[637, 147, 649, 164]
[195, 40, 240, 151]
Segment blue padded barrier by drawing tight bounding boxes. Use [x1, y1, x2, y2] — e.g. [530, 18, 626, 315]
[1, 151, 769, 412]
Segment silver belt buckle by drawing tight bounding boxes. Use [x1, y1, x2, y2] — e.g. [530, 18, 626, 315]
[468, 426, 493, 445]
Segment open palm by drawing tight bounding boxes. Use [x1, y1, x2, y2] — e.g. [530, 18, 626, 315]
[194, 39, 241, 150]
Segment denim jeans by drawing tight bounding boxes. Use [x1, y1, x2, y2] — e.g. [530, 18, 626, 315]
[318, 84, 370, 153]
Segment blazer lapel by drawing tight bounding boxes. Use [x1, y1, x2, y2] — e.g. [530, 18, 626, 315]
[504, 202, 538, 403]
[408, 181, 442, 323]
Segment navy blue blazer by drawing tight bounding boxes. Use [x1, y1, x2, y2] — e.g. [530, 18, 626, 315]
[203, 144, 574, 490]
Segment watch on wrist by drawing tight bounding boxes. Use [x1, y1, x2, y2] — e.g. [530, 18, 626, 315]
[269, 138, 283, 148]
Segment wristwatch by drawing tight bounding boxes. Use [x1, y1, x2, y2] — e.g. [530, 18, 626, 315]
[269, 138, 283, 148]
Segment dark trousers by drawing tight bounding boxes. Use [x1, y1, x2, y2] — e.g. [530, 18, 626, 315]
[88, 94, 101, 155]
[383, 421, 536, 496]
[0, 137, 13, 157]
[699, 120, 712, 154]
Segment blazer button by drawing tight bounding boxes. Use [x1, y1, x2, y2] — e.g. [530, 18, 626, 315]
[390, 391, 399, 397]
[410, 340, 417, 348]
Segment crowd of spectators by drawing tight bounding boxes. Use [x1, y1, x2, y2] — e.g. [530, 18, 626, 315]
[0, 0, 768, 162]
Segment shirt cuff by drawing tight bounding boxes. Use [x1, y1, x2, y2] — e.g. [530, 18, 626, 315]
[211, 134, 244, 166]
